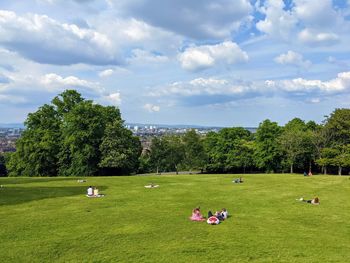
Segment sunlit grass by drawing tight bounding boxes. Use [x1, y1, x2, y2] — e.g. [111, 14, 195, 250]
[1, 174, 349, 262]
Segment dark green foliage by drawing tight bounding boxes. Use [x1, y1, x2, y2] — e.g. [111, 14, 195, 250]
[204, 128, 254, 173]
[7, 90, 140, 176]
[0, 154, 7, 177]
[279, 118, 315, 173]
[254, 119, 283, 173]
[182, 129, 206, 172]
[99, 120, 142, 175]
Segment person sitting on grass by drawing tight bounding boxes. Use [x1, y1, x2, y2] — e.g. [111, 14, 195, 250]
[93, 187, 99, 196]
[190, 208, 205, 221]
[299, 197, 320, 205]
[221, 208, 228, 219]
[87, 186, 93, 196]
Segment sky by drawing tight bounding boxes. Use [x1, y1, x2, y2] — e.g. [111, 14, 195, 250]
[1, 0, 350, 127]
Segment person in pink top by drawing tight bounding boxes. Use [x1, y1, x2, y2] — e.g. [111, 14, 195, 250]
[190, 208, 205, 221]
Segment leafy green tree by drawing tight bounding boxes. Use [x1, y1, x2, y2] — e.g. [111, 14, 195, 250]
[182, 129, 206, 172]
[279, 118, 314, 173]
[322, 109, 350, 175]
[148, 137, 170, 174]
[325, 109, 350, 145]
[7, 104, 60, 176]
[7, 89, 130, 177]
[254, 119, 283, 173]
[99, 120, 141, 175]
[204, 128, 253, 173]
[166, 135, 185, 174]
[58, 101, 119, 176]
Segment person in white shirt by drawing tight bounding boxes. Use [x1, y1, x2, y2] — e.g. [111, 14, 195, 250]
[87, 186, 93, 196]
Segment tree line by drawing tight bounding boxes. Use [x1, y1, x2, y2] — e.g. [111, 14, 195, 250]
[1, 89, 350, 176]
[140, 109, 350, 175]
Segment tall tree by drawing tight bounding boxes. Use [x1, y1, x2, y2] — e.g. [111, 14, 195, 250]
[204, 127, 253, 173]
[7, 104, 60, 176]
[99, 120, 141, 175]
[254, 119, 283, 173]
[182, 129, 206, 172]
[279, 118, 314, 173]
[322, 109, 350, 175]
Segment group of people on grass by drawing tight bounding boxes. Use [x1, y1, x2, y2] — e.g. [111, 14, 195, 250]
[190, 207, 228, 225]
[86, 186, 103, 197]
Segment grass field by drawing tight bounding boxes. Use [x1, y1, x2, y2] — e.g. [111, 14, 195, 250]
[1, 174, 350, 263]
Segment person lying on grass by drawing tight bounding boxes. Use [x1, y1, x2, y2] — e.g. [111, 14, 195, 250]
[144, 183, 159, 188]
[207, 211, 220, 225]
[233, 177, 244, 183]
[299, 197, 320, 205]
[190, 208, 206, 221]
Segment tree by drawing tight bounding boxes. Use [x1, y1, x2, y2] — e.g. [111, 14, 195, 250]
[58, 101, 120, 176]
[7, 104, 60, 176]
[204, 128, 253, 173]
[148, 137, 170, 174]
[0, 154, 7, 177]
[165, 135, 185, 174]
[182, 129, 206, 172]
[254, 119, 283, 173]
[7, 89, 130, 177]
[99, 120, 141, 175]
[322, 109, 350, 175]
[279, 118, 314, 173]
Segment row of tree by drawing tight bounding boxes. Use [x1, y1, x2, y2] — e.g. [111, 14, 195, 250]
[3, 90, 141, 176]
[140, 109, 350, 175]
[1, 89, 350, 176]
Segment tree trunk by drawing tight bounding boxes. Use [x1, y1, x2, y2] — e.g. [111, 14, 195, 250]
[290, 163, 293, 174]
[309, 161, 312, 173]
[338, 166, 342, 176]
[324, 166, 327, 175]
[156, 166, 159, 174]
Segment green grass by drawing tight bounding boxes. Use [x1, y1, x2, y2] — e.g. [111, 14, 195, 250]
[1, 174, 350, 263]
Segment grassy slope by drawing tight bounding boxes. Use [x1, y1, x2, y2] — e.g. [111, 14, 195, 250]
[0, 174, 349, 263]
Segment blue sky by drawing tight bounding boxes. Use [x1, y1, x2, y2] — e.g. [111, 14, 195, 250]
[1, 0, 350, 127]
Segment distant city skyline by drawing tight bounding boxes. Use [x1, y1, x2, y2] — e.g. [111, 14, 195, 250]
[1, 1, 350, 126]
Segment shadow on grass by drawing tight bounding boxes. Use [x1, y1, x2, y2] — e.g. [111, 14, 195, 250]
[0, 185, 107, 206]
[0, 177, 85, 185]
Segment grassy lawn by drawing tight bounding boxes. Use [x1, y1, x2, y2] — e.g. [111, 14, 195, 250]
[1, 174, 349, 263]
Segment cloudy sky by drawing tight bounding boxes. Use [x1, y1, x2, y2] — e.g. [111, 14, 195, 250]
[1, 0, 350, 126]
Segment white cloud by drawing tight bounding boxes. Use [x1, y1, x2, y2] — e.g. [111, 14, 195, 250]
[293, 0, 340, 29]
[99, 69, 114, 78]
[298, 29, 339, 46]
[149, 77, 254, 97]
[256, 0, 297, 39]
[276, 72, 350, 93]
[148, 72, 350, 105]
[101, 92, 122, 105]
[144, 103, 160, 112]
[274, 51, 311, 68]
[0, 10, 120, 65]
[40, 73, 100, 92]
[178, 41, 248, 71]
[114, 0, 253, 39]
